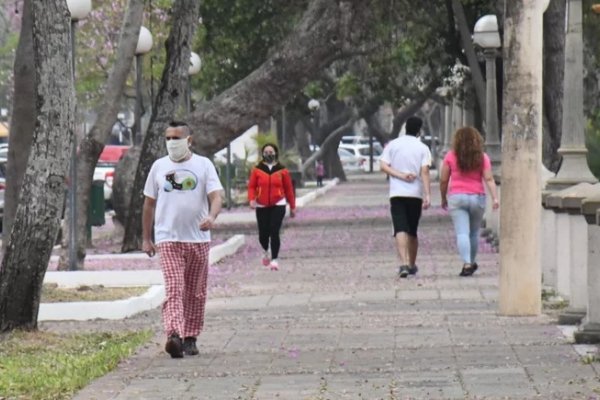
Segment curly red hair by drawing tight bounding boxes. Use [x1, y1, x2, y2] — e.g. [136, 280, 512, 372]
[452, 127, 484, 172]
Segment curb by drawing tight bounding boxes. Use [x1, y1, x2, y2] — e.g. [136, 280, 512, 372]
[295, 178, 339, 208]
[39, 235, 245, 321]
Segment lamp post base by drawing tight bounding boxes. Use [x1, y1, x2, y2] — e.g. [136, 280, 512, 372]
[557, 307, 587, 325]
[574, 322, 600, 344]
[546, 149, 598, 191]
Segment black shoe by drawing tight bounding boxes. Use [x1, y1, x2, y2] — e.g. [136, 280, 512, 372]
[165, 334, 184, 358]
[459, 263, 476, 277]
[183, 337, 199, 356]
[398, 265, 409, 278]
[408, 265, 418, 275]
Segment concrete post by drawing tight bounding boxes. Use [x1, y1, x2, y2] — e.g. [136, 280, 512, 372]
[545, 183, 597, 324]
[444, 99, 462, 152]
[484, 49, 501, 176]
[444, 103, 452, 148]
[574, 189, 600, 343]
[541, 166, 558, 290]
[463, 105, 475, 126]
[498, 1, 545, 315]
[546, 0, 597, 190]
[438, 103, 453, 171]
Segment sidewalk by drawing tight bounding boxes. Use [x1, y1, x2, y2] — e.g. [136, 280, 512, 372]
[72, 174, 600, 400]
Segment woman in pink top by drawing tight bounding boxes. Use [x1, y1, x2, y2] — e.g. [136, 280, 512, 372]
[440, 127, 499, 277]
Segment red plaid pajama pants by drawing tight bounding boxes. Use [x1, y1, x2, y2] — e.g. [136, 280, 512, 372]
[157, 241, 210, 338]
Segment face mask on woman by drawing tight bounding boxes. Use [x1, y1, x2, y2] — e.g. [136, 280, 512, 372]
[263, 153, 276, 163]
[166, 138, 190, 161]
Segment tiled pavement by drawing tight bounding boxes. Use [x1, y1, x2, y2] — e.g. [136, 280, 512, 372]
[73, 174, 600, 400]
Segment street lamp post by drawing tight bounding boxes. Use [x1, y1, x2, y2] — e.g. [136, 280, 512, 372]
[546, 0, 597, 189]
[473, 14, 502, 175]
[308, 99, 320, 151]
[187, 52, 201, 115]
[133, 26, 153, 145]
[66, 0, 92, 271]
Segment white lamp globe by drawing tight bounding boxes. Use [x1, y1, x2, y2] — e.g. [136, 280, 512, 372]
[136, 26, 154, 55]
[67, 0, 92, 21]
[473, 15, 501, 49]
[189, 52, 202, 75]
[308, 99, 320, 111]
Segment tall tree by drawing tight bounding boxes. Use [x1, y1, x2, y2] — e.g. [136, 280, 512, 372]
[3, 0, 35, 246]
[543, 0, 566, 172]
[0, 0, 74, 331]
[120, 0, 201, 252]
[56, 0, 144, 269]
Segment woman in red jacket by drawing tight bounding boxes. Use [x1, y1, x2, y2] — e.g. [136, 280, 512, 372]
[248, 143, 296, 270]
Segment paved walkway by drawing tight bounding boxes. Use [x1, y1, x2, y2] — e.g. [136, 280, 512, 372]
[73, 174, 600, 400]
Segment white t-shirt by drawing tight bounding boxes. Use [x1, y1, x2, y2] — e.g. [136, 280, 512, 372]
[380, 135, 431, 199]
[143, 154, 223, 243]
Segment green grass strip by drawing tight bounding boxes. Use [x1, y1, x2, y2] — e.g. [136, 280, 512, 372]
[0, 329, 152, 400]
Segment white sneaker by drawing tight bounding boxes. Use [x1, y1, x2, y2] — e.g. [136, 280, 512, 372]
[261, 251, 270, 267]
[269, 259, 279, 271]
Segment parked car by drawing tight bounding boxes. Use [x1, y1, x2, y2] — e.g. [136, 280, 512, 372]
[93, 145, 130, 208]
[337, 147, 361, 171]
[340, 135, 382, 147]
[338, 143, 383, 172]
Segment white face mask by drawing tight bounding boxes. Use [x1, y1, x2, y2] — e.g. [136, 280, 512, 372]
[166, 138, 190, 161]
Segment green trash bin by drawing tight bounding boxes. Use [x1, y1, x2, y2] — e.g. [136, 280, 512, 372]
[88, 179, 106, 227]
[289, 171, 302, 196]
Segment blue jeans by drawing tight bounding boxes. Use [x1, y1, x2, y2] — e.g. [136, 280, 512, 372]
[448, 194, 486, 264]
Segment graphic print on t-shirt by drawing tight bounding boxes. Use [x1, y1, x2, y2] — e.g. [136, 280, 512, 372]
[163, 169, 198, 192]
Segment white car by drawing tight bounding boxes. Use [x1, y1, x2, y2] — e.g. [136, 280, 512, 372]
[340, 135, 382, 147]
[337, 147, 361, 171]
[338, 143, 383, 172]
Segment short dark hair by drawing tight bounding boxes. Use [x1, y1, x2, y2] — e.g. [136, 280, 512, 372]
[405, 116, 423, 136]
[168, 120, 191, 136]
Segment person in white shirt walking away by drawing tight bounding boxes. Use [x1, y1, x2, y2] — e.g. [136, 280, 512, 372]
[379, 116, 431, 278]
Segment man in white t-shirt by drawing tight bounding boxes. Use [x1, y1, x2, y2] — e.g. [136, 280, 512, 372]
[142, 121, 224, 358]
[380, 116, 431, 278]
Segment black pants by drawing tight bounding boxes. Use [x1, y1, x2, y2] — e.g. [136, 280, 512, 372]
[316, 176, 324, 187]
[255, 206, 286, 259]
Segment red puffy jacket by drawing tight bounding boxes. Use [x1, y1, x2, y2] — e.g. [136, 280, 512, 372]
[248, 162, 296, 209]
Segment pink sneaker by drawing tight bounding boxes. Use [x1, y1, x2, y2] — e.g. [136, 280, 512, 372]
[261, 251, 270, 267]
[269, 259, 279, 271]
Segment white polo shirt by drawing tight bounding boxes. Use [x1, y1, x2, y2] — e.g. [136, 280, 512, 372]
[380, 135, 431, 199]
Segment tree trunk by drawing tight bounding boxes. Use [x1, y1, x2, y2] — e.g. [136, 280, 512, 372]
[0, 0, 74, 331]
[542, 0, 565, 172]
[3, 0, 35, 248]
[499, 0, 543, 315]
[121, 0, 374, 250]
[188, 0, 373, 155]
[296, 117, 313, 161]
[391, 97, 429, 138]
[301, 113, 356, 176]
[365, 111, 391, 145]
[450, 0, 486, 127]
[120, 0, 200, 252]
[56, 0, 144, 269]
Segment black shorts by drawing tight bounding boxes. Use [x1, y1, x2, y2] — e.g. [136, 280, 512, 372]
[390, 197, 423, 237]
